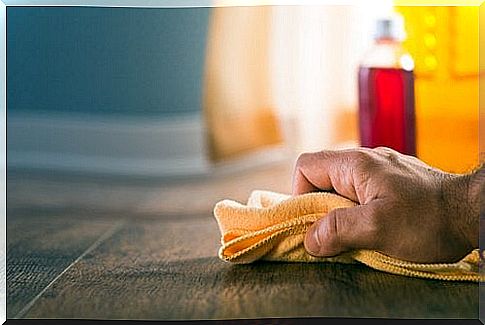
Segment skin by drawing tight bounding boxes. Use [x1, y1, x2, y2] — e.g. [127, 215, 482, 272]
[292, 146, 483, 263]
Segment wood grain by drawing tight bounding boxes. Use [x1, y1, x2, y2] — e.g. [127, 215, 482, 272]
[7, 164, 479, 320]
[7, 213, 118, 318]
[22, 217, 478, 320]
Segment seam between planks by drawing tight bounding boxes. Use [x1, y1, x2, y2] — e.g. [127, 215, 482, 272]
[12, 220, 127, 319]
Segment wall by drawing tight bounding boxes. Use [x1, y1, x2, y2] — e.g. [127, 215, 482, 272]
[7, 6, 210, 117]
[6, 6, 212, 176]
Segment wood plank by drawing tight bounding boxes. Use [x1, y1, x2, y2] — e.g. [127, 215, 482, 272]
[8, 165, 478, 320]
[22, 217, 478, 320]
[7, 213, 119, 318]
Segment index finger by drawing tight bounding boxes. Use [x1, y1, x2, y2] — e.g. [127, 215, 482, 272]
[291, 149, 360, 202]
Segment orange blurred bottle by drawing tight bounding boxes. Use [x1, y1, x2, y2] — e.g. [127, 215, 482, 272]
[358, 14, 416, 156]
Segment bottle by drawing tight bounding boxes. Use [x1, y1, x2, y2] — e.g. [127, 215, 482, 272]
[357, 14, 416, 156]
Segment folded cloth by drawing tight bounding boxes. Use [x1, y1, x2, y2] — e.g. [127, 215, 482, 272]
[213, 190, 482, 282]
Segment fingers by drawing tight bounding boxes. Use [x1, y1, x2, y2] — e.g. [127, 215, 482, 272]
[304, 204, 380, 257]
[292, 156, 324, 195]
[292, 149, 363, 201]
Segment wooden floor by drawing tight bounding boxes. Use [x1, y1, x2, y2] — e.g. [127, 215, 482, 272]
[6, 162, 481, 320]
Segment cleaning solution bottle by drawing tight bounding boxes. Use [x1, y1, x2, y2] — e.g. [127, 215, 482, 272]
[357, 14, 416, 156]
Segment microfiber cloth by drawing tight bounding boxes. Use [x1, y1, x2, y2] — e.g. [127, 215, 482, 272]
[213, 190, 482, 282]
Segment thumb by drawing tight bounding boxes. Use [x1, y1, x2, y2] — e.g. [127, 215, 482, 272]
[304, 205, 377, 257]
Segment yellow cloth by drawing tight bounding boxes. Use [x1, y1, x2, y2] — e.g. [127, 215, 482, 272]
[213, 190, 482, 282]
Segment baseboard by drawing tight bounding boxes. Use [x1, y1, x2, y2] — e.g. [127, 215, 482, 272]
[7, 112, 292, 178]
[7, 112, 211, 177]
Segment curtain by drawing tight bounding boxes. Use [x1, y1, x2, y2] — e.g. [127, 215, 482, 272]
[203, 6, 282, 162]
[203, 4, 385, 161]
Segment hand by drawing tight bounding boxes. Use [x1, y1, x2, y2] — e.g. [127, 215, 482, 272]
[292, 146, 480, 263]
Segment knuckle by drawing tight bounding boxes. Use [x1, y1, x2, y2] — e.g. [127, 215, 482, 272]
[331, 208, 348, 246]
[351, 148, 377, 171]
[352, 148, 373, 161]
[375, 146, 394, 153]
[314, 215, 340, 254]
[366, 218, 381, 240]
[295, 152, 311, 167]
[295, 150, 332, 169]
[362, 206, 384, 244]
[330, 205, 386, 250]
[374, 146, 399, 163]
[315, 149, 335, 159]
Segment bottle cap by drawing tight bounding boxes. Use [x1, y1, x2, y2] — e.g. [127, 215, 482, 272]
[374, 14, 406, 41]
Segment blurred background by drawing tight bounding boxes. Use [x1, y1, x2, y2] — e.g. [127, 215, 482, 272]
[6, 2, 481, 187]
[4, 3, 482, 320]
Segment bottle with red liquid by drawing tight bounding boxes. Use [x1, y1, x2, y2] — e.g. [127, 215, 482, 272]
[358, 14, 416, 156]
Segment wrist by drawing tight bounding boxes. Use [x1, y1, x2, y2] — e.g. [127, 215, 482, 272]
[441, 167, 481, 249]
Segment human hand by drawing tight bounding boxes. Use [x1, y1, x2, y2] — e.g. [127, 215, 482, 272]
[292, 147, 481, 263]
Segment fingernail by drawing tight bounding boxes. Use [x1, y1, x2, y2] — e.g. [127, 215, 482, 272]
[305, 224, 321, 255]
